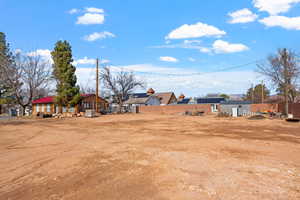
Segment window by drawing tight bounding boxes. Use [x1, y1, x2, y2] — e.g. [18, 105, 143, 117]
[69, 106, 75, 113]
[47, 104, 51, 112]
[62, 106, 67, 113]
[36, 104, 40, 112]
[41, 104, 45, 112]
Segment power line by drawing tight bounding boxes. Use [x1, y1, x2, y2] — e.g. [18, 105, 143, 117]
[107, 59, 265, 77]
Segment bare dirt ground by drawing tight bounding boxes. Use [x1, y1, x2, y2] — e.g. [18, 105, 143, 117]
[0, 114, 299, 200]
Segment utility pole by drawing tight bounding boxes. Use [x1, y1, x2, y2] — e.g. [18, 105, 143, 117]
[96, 58, 99, 113]
[283, 49, 289, 116]
[261, 80, 264, 104]
[251, 83, 254, 103]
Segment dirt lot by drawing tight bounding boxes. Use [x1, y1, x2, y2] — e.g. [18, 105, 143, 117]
[0, 114, 299, 200]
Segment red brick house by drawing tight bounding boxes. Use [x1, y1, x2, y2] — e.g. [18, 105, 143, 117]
[32, 94, 109, 115]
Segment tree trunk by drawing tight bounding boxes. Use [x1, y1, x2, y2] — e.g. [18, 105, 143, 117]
[58, 105, 63, 114]
[283, 48, 289, 117]
[118, 103, 122, 113]
[21, 105, 26, 116]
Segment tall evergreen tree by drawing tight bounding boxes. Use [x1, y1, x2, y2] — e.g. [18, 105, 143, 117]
[51, 41, 81, 109]
[0, 32, 14, 111]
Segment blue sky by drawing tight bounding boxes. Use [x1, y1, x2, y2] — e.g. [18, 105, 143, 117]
[1, 0, 300, 96]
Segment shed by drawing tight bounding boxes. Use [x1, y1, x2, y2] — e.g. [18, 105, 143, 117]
[220, 101, 252, 117]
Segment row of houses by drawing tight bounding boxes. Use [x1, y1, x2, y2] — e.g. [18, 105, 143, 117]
[122, 88, 228, 112]
[119, 88, 259, 116]
[30, 88, 285, 117]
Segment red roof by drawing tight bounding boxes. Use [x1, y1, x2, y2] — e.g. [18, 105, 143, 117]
[32, 96, 54, 104]
[80, 93, 94, 97]
[32, 94, 98, 104]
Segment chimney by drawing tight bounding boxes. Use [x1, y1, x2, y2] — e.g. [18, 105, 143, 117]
[147, 88, 155, 95]
[178, 94, 185, 101]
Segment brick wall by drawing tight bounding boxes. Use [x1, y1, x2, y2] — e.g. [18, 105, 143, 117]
[250, 104, 279, 113]
[139, 104, 212, 114]
[278, 103, 300, 118]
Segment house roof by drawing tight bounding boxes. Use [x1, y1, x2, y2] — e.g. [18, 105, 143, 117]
[32, 96, 54, 104]
[154, 92, 176, 105]
[177, 98, 190, 104]
[196, 97, 225, 104]
[124, 97, 149, 104]
[81, 93, 95, 97]
[124, 95, 161, 105]
[131, 93, 149, 98]
[32, 94, 107, 104]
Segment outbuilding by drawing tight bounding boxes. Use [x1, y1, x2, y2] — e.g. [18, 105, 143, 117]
[220, 101, 252, 117]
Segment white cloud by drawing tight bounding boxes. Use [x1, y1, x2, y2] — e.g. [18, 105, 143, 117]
[152, 39, 248, 54]
[253, 0, 300, 15]
[212, 40, 249, 54]
[159, 56, 179, 63]
[188, 57, 196, 62]
[85, 7, 104, 13]
[199, 47, 212, 53]
[73, 57, 96, 66]
[84, 31, 116, 41]
[151, 40, 212, 53]
[76, 13, 105, 25]
[183, 40, 201, 45]
[68, 8, 80, 14]
[73, 57, 110, 66]
[166, 22, 226, 40]
[259, 15, 300, 30]
[27, 49, 53, 64]
[76, 64, 260, 96]
[228, 8, 258, 24]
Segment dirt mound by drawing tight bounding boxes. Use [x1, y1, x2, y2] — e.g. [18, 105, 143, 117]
[248, 115, 266, 120]
[286, 118, 300, 122]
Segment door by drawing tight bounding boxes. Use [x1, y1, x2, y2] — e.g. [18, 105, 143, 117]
[232, 107, 238, 117]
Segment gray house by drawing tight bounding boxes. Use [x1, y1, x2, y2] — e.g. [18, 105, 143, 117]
[220, 101, 252, 117]
[124, 93, 161, 107]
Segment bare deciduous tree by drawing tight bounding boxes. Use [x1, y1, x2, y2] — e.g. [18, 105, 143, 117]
[1, 52, 52, 115]
[80, 84, 96, 94]
[258, 48, 300, 115]
[100, 67, 144, 112]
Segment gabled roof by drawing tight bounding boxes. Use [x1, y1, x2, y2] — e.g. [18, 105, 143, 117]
[32, 96, 54, 104]
[81, 93, 95, 97]
[124, 95, 159, 105]
[124, 97, 149, 105]
[32, 94, 107, 104]
[154, 92, 176, 105]
[196, 97, 225, 104]
[131, 93, 149, 98]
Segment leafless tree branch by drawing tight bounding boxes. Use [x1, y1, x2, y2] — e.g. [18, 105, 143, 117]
[100, 66, 144, 112]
